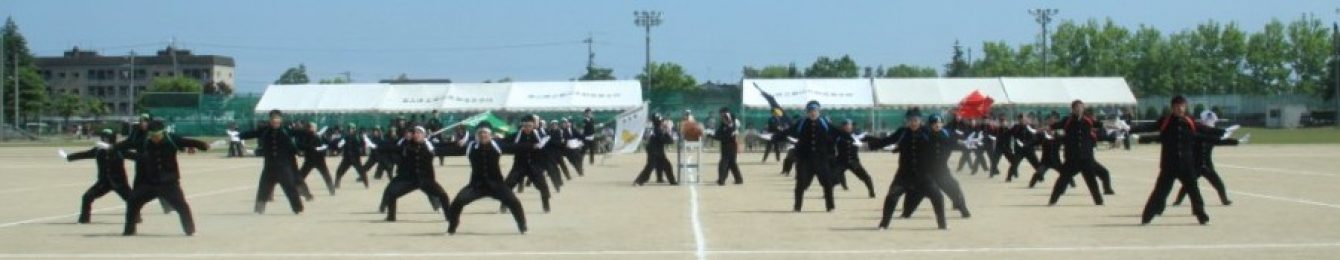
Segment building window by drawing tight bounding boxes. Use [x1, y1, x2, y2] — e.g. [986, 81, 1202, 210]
[120, 86, 129, 97]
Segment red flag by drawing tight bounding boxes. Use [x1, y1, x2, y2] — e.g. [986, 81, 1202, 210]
[955, 90, 994, 119]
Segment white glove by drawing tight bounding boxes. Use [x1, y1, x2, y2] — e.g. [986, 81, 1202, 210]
[535, 136, 551, 149]
[338, 139, 346, 148]
[1238, 133, 1251, 144]
[759, 133, 774, 140]
[787, 137, 798, 144]
[954, 130, 964, 136]
[95, 141, 112, 150]
[1044, 132, 1055, 140]
[987, 135, 997, 141]
[316, 126, 329, 136]
[1026, 125, 1038, 134]
[363, 135, 377, 149]
[853, 133, 867, 140]
[585, 136, 595, 141]
[1222, 124, 1241, 140]
[1015, 139, 1024, 147]
[315, 145, 328, 151]
[880, 144, 897, 151]
[58, 149, 68, 160]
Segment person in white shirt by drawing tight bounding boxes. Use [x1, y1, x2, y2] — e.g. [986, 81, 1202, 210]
[1200, 107, 1219, 128]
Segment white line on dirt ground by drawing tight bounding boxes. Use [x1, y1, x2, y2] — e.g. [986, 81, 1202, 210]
[689, 183, 707, 260]
[0, 185, 253, 229]
[1, 242, 1338, 258]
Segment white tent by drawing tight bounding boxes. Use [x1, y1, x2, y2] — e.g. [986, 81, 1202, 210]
[253, 84, 327, 114]
[504, 80, 642, 111]
[999, 77, 1136, 106]
[440, 83, 510, 112]
[741, 78, 874, 109]
[253, 80, 641, 114]
[872, 78, 1010, 108]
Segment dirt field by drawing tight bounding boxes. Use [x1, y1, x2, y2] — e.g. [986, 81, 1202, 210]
[0, 143, 1338, 259]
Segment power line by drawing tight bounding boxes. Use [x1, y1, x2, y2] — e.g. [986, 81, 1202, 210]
[181, 40, 585, 53]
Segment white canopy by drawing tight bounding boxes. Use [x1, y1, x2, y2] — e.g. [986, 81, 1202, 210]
[504, 80, 642, 111]
[872, 78, 1010, 108]
[741, 78, 875, 109]
[254, 80, 642, 114]
[999, 77, 1137, 106]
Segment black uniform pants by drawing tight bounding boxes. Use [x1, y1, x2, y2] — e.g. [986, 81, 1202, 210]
[564, 148, 585, 176]
[256, 158, 305, 214]
[504, 163, 552, 211]
[635, 151, 675, 184]
[381, 178, 452, 221]
[79, 173, 132, 223]
[762, 139, 784, 162]
[832, 161, 875, 197]
[879, 177, 946, 229]
[1048, 156, 1105, 205]
[298, 156, 336, 196]
[901, 168, 970, 218]
[447, 183, 526, 233]
[123, 183, 194, 235]
[717, 148, 742, 185]
[1142, 168, 1207, 223]
[335, 155, 368, 188]
[1007, 150, 1040, 182]
[228, 141, 244, 157]
[794, 157, 835, 211]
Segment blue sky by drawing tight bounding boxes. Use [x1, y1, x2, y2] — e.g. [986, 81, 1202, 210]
[2, 0, 1336, 93]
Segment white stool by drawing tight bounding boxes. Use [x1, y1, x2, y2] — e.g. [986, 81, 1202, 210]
[678, 141, 703, 183]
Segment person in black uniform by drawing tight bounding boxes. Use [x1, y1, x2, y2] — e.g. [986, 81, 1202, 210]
[582, 108, 599, 164]
[545, 120, 573, 181]
[1132, 96, 1222, 225]
[503, 117, 553, 212]
[1028, 112, 1066, 189]
[898, 114, 973, 219]
[1047, 100, 1106, 206]
[870, 109, 947, 229]
[62, 129, 135, 223]
[715, 107, 743, 186]
[1172, 131, 1243, 206]
[559, 119, 585, 176]
[447, 126, 528, 235]
[968, 119, 991, 175]
[763, 108, 788, 162]
[987, 117, 1011, 178]
[635, 118, 677, 185]
[295, 122, 336, 196]
[334, 124, 371, 188]
[832, 120, 875, 198]
[116, 120, 209, 236]
[239, 110, 306, 214]
[1005, 114, 1041, 182]
[367, 127, 396, 180]
[379, 126, 453, 222]
[789, 101, 838, 212]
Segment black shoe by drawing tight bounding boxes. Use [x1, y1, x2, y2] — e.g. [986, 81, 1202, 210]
[1196, 214, 1210, 225]
[77, 216, 91, 224]
[717, 181, 726, 186]
[960, 210, 972, 218]
[385, 216, 396, 222]
[1223, 200, 1233, 206]
[1104, 190, 1116, 195]
[734, 180, 743, 185]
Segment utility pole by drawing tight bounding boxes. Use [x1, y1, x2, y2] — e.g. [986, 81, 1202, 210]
[1333, 8, 1338, 127]
[339, 71, 352, 83]
[128, 51, 137, 115]
[1029, 8, 1058, 77]
[1, 31, 6, 138]
[169, 37, 179, 78]
[634, 10, 662, 92]
[583, 32, 595, 70]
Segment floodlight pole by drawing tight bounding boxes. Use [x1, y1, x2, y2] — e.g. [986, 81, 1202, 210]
[634, 10, 662, 93]
[1030, 8, 1058, 77]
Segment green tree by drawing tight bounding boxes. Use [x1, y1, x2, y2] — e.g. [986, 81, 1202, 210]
[884, 64, 938, 78]
[578, 66, 615, 80]
[1246, 19, 1291, 95]
[637, 62, 698, 91]
[274, 64, 310, 85]
[1285, 14, 1331, 96]
[804, 55, 860, 78]
[945, 40, 971, 77]
[48, 93, 84, 127]
[84, 97, 108, 121]
[318, 76, 350, 84]
[2, 16, 49, 124]
[149, 76, 203, 92]
[742, 64, 801, 78]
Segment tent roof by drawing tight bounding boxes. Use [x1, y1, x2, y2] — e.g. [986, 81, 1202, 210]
[872, 78, 1010, 108]
[254, 80, 641, 114]
[741, 78, 875, 109]
[999, 77, 1137, 106]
